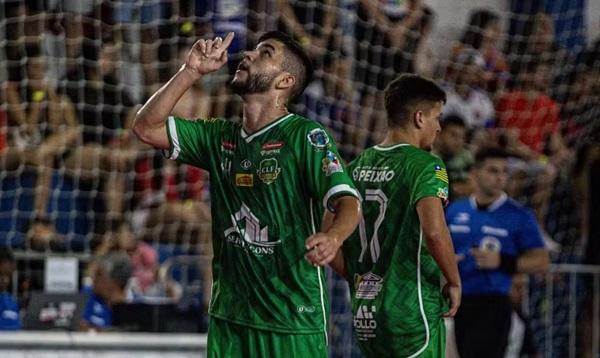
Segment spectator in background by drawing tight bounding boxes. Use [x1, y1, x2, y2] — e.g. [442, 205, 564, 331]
[94, 220, 158, 296]
[25, 216, 66, 252]
[63, 40, 140, 230]
[442, 48, 496, 130]
[446, 147, 550, 358]
[80, 252, 133, 331]
[3, 49, 80, 217]
[276, 0, 337, 66]
[0, 248, 20, 331]
[433, 115, 475, 201]
[496, 59, 560, 157]
[451, 9, 509, 96]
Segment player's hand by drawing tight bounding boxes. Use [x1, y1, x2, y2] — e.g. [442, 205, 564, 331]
[184, 32, 234, 77]
[470, 248, 501, 270]
[442, 283, 461, 318]
[305, 232, 342, 266]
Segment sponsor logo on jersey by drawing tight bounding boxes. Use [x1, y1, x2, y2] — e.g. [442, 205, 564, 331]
[235, 173, 254, 187]
[261, 142, 284, 156]
[456, 212, 470, 223]
[479, 236, 502, 252]
[437, 187, 449, 201]
[307, 128, 329, 150]
[221, 140, 236, 154]
[434, 164, 448, 183]
[354, 305, 377, 340]
[224, 203, 280, 255]
[322, 151, 343, 176]
[354, 272, 383, 300]
[297, 305, 316, 313]
[352, 166, 395, 183]
[257, 158, 281, 184]
[240, 159, 252, 170]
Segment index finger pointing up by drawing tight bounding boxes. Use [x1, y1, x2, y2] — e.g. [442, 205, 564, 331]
[220, 32, 235, 50]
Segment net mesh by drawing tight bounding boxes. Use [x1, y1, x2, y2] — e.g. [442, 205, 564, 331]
[0, 0, 598, 356]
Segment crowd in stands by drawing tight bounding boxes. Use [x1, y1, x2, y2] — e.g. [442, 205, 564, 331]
[0, 1, 598, 354]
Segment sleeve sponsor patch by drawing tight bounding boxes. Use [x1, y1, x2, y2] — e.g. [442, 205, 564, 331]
[307, 128, 330, 150]
[322, 151, 343, 176]
[434, 164, 449, 183]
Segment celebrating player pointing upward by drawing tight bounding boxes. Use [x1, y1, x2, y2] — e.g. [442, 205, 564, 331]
[133, 31, 361, 357]
[335, 74, 461, 357]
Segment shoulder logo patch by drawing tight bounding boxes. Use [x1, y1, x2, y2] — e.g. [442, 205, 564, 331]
[307, 128, 329, 150]
[322, 151, 343, 176]
[434, 164, 449, 183]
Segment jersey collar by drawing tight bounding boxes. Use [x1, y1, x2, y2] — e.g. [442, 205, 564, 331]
[469, 192, 508, 212]
[373, 143, 411, 151]
[240, 113, 294, 143]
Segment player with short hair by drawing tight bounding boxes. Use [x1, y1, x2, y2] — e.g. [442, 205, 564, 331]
[133, 31, 361, 357]
[332, 74, 461, 357]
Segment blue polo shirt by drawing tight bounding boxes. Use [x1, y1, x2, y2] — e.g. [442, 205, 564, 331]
[446, 193, 545, 296]
[0, 292, 20, 330]
[82, 292, 112, 328]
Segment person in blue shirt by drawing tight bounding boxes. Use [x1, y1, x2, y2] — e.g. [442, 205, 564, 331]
[445, 147, 550, 358]
[80, 252, 132, 331]
[0, 247, 20, 330]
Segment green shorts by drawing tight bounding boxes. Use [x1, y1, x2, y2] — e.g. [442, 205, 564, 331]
[207, 317, 328, 358]
[358, 318, 446, 358]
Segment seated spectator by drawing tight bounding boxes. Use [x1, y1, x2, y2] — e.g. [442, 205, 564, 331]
[433, 115, 475, 201]
[80, 252, 133, 331]
[3, 49, 80, 217]
[25, 216, 66, 252]
[0, 248, 20, 330]
[496, 60, 560, 157]
[443, 49, 496, 130]
[63, 40, 141, 228]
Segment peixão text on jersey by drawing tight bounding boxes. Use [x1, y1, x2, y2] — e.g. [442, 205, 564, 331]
[352, 166, 395, 183]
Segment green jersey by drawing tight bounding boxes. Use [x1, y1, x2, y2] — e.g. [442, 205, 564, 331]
[343, 143, 450, 357]
[163, 113, 358, 334]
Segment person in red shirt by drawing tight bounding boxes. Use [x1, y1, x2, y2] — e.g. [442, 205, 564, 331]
[496, 60, 560, 156]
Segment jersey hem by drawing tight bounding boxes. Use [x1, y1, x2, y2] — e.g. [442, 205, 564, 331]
[208, 313, 324, 335]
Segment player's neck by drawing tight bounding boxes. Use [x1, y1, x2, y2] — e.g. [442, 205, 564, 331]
[474, 192, 502, 207]
[380, 128, 419, 148]
[242, 94, 289, 133]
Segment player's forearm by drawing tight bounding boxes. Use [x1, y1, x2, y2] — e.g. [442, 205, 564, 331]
[134, 66, 200, 133]
[325, 196, 361, 244]
[517, 248, 550, 274]
[424, 231, 462, 287]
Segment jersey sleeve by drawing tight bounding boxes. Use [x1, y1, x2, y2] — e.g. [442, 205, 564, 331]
[411, 156, 450, 207]
[298, 123, 359, 212]
[163, 115, 223, 170]
[515, 208, 545, 252]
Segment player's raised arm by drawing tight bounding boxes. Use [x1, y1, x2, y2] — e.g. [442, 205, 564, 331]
[133, 32, 234, 149]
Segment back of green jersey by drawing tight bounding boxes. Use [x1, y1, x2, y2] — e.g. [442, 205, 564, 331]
[343, 143, 449, 356]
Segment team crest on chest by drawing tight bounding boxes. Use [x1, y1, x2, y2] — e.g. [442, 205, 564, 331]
[257, 158, 281, 184]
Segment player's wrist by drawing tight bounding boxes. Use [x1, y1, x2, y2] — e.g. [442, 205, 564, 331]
[180, 64, 204, 80]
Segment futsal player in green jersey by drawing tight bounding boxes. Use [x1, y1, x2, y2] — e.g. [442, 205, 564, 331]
[133, 31, 361, 357]
[331, 74, 462, 357]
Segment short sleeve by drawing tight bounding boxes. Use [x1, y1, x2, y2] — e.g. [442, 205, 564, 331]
[516, 209, 545, 252]
[412, 157, 450, 207]
[299, 124, 359, 212]
[163, 116, 224, 170]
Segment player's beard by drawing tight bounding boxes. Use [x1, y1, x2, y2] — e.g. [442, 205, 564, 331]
[230, 71, 278, 95]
